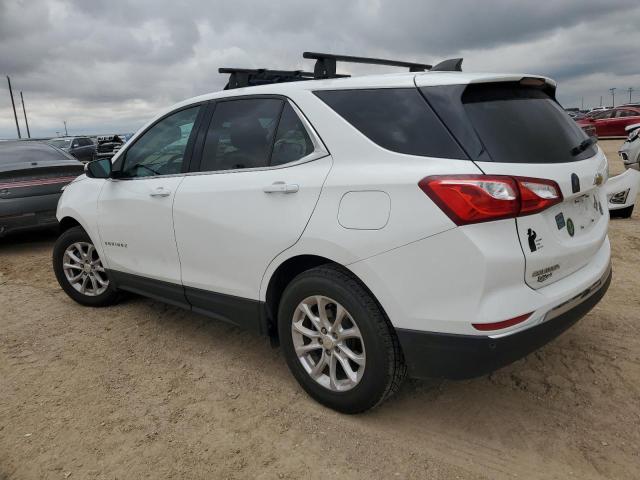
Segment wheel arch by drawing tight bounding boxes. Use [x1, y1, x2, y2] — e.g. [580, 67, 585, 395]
[58, 216, 82, 233]
[262, 254, 389, 344]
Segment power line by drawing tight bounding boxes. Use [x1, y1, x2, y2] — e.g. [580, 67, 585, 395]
[20, 91, 30, 138]
[609, 87, 617, 107]
[6, 76, 21, 139]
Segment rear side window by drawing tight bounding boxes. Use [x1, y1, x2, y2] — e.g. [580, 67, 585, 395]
[314, 88, 466, 159]
[271, 103, 314, 166]
[201, 99, 283, 171]
[460, 83, 596, 163]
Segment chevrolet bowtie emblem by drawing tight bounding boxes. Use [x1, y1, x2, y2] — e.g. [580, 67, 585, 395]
[593, 173, 604, 186]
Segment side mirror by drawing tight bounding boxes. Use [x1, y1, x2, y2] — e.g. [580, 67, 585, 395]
[85, 158, 112, 179]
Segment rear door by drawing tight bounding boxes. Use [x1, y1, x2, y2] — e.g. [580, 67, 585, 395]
[173, 97, 331, 321]
[458, 82, 608, 289]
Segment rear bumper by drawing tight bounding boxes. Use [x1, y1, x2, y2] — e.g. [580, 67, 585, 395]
[397, 266, 611, 380]
[0, 193, 61, 236]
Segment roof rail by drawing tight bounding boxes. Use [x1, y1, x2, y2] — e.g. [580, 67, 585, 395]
[303, 51, 431, 78]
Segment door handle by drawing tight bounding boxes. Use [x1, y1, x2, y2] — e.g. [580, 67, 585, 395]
[263, 181, 299, 194]
[150, 186, 171, 197]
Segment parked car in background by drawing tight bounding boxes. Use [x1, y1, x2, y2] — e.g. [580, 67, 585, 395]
[47, 137, 96, 163]
[567, 111, 587, 121]
[618, 123, 640, 171]
[95, 135, 127, 160]
[577, 106, 640, 137]
[605, 168, 639, 219]
[0, 141, 84, 237]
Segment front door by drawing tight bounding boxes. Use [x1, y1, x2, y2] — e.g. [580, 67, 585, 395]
[97, 105, 202, 290]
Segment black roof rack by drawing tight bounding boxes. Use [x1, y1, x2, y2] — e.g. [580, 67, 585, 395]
[219, 52, 462, 89]
[219, 68, 317, 90]
[303, 51, 431, 78]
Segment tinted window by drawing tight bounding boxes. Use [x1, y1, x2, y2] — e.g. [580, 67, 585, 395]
[616, 109, 639, 118]
[201, 99, 283, 171]
[120, 106, 200, 178]
[77, 138, 91, 146]
[314, 88, 466, 159]
[461, 84, 596, 163]
[271, 103, 314, 166]
[48, 139, 71, 149]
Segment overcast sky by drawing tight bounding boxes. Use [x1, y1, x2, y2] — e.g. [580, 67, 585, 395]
[1, 0, 640, 138]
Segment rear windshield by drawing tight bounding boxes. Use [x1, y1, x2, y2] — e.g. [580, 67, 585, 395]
[0, 142, 73, 164]
[460, 83, 596, 163]
[314, 88, 466, 159]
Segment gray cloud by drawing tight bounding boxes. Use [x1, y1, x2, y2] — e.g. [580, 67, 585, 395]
[1, 0, 640, 137]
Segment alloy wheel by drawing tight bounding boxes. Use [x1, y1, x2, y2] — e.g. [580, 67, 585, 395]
[62, 242, 109, 297]
[291, 295, 366, 392]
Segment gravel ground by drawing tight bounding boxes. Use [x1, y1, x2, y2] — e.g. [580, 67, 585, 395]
[1, 140, 638, 480]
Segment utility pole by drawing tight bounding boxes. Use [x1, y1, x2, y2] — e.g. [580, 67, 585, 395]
[19, 91, 30, 138]
[628, 87, 634, 103]
[63, 120, 68, 136]
[600, 96, 603, 107]
[581, 97, 584, 110]
[609, 87, 616, 107]
[6, 76, 21, 139]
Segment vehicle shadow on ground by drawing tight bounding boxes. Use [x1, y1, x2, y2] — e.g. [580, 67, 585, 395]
[0, 228, 58, 249]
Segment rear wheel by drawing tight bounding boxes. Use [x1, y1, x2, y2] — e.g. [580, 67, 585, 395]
[53, 226, 119, 307]
[278, 265, 405, 413]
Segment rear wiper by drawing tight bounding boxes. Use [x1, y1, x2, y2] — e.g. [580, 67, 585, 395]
[570, 136, 597, 156]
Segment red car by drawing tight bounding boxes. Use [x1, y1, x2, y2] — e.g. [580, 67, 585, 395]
[577, 106, 640, 137]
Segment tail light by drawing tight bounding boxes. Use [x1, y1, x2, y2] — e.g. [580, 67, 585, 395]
[472, 312, 532, 331]
[419, 175, 562, 225]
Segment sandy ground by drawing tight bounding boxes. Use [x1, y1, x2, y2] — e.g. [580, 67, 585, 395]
[1, 140, 639, 480]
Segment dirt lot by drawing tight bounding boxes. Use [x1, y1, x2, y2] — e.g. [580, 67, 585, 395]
[1, 140, 639, 479]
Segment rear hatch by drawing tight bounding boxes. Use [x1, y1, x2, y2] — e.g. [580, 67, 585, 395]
[419, 79, 609, 289]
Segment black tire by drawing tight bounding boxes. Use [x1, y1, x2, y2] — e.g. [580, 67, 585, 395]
[278, 264, 406, 414]
[609, 204, 634, 219]
[52, 226, 119, 307]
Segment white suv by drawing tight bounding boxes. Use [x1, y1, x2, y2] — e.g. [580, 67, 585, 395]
[53, 53, 612, 413]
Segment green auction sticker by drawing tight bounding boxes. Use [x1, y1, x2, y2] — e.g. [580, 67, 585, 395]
[567, 218, 575, 237]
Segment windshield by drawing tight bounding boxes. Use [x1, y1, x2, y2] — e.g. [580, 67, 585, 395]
[461, 84, 596, 163]
[48, 139, 72, 149]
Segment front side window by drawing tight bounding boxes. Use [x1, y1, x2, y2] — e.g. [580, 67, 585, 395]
[120, 106, 200, 178]
[201, 99, 283, 171]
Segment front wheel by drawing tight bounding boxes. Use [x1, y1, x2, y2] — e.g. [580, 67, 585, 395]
[278, 265, 406, 413]
[53, 226, 119, 307]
